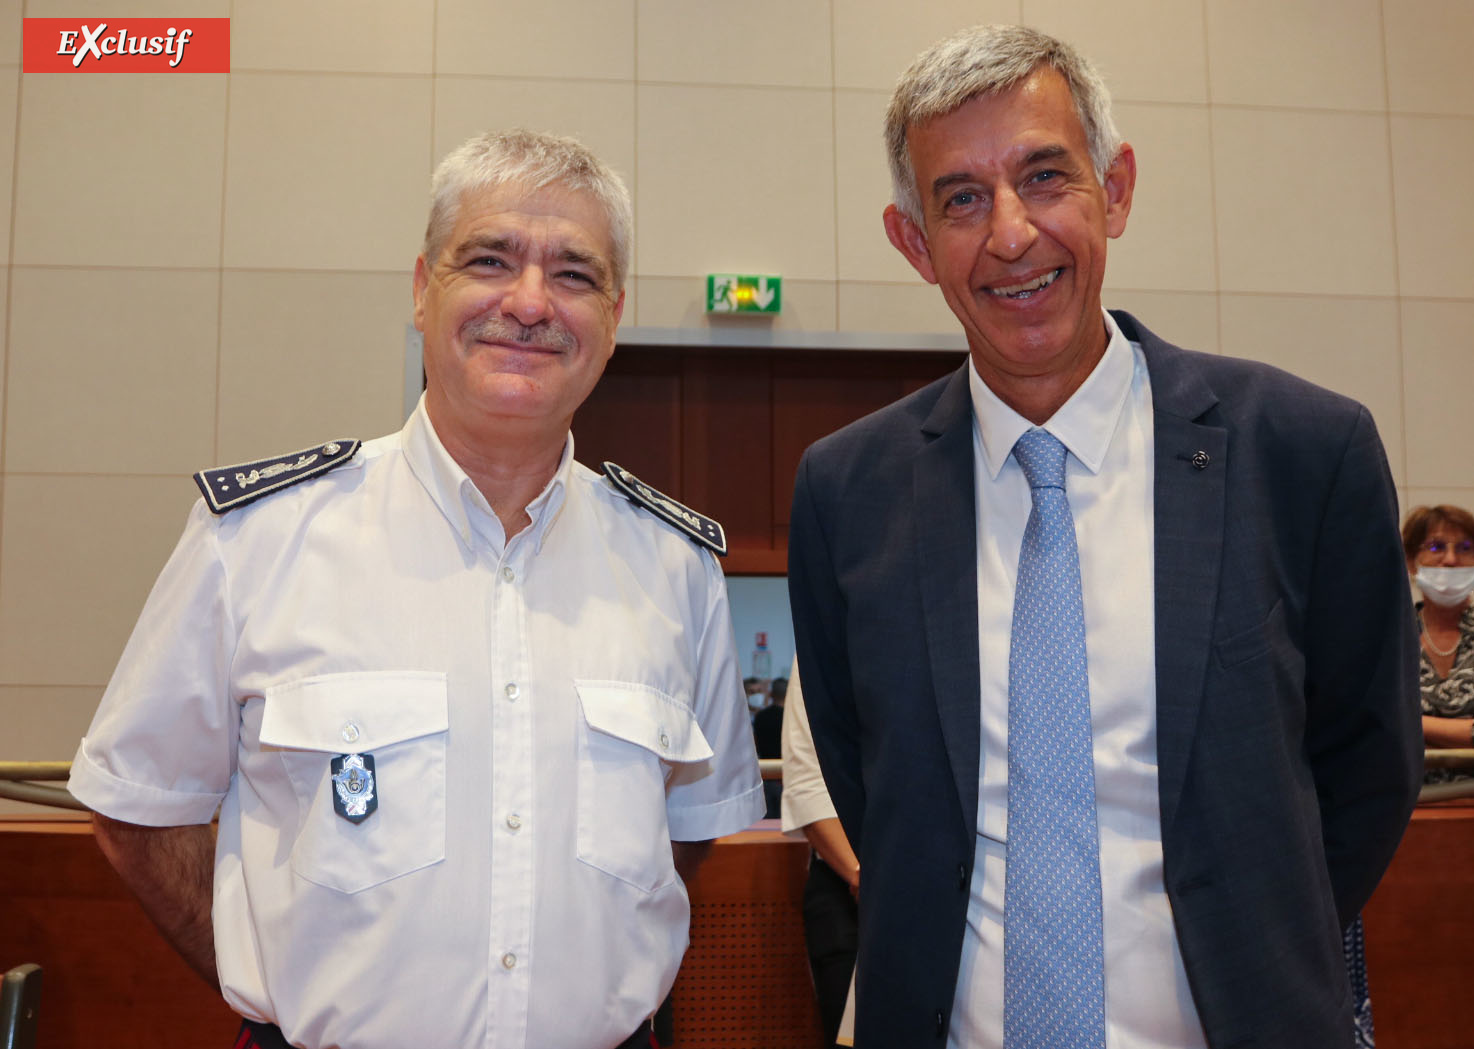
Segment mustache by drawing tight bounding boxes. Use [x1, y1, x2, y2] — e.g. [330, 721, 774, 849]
[461, 315, 577, 352]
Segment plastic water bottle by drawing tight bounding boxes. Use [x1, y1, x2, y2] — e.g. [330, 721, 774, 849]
[752, 632, 772, 679]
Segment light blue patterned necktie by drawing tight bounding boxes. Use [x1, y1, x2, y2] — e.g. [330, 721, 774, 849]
[1003, 427, 1106, 1049]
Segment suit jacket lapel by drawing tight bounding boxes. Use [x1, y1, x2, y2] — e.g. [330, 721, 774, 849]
[910, 320, 1226, 840]
[1116, 312, 1228, 834]
[914, 365, 983, 835]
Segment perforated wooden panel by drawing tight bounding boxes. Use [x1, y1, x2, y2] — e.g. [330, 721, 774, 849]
[670, 831, 827, 1048]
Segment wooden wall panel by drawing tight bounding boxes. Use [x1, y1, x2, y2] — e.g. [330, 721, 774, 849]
[573, 349, 684, 494]
[771, 351, 960, 531]
[576, 345, 962, 572]
[680, 352, 772, 554]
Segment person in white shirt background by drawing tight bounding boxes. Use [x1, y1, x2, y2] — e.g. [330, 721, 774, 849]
[779, 659, 860, 1049]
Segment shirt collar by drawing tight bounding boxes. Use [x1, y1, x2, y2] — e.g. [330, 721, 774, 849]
[968, 309, 1135, 480]
[401, 395, 574, 552]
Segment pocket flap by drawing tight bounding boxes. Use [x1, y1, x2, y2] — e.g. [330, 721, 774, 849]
[1214, 599, 1286, 669]
[260, 671, 448, 753]
[574, 680, 713, 763]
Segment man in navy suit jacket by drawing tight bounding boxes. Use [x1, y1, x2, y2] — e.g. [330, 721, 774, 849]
[787, 24, 1421, 1049]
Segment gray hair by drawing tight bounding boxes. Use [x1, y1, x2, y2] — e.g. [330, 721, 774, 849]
[423, 129, 633, 294]
[884, 24, 1122, 223]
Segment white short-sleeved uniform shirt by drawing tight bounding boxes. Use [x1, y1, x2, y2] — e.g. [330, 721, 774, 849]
[69, 400, 765, 1049]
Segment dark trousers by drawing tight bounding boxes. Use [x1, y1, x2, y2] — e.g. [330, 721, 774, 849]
[802, 853, 859, 1049]
[237, 1017, 656, 1049]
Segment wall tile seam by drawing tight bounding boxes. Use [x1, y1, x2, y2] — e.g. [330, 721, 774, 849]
[1208, 100, 1474, 120]
[27, 79, 1453, 115]
[1198, 0, 1223, 356]
[630, 279, 1406, 298]
[826, 0, 839, 332]
[1, 62, 27, 579]
[0, 471, 199, 479]
[829, 91, 1225, 112]
[228, 69, 434, 82]
[1212, 290, 1413, 303]
[1377, 0, 1409, 492]
[5, 265, 414, 277]
[0, 697, 104, 704]
[630, 0, 641, 316]
[635, 80, 833, 95]
[0, 683, 104, 690]
[227, 69, 765, 87]
[1395, 295, 1474, 306]
[430, 71, 635, 87]
[198, 73, 855, 93]
[1384, 110, 1474, 124]
[213, 26, 233, 466]
[1209, 101, 1449, 120]
[0, 275, 1448, 304]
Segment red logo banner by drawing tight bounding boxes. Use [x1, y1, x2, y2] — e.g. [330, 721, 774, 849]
[23, 18, 230, 73]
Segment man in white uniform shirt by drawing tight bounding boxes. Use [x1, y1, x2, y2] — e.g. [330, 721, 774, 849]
[787, 24, 1420, 1049]
[69, 129, 764, 1049]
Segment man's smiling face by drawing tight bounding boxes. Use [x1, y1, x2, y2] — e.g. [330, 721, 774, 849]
[885, 66, 1134, 416]
[413, 179, 624, 439]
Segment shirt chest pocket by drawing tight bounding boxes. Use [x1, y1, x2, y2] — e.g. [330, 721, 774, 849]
[260, 672, 448, 895]
[574, 680, 712, 893]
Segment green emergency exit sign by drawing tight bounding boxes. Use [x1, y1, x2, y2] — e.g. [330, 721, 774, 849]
[707, 274, 782, 314]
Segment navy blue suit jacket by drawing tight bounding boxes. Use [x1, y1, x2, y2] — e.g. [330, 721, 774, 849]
[787, 311, 1421, 1048]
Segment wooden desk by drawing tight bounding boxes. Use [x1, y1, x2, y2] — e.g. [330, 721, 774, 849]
[0, 816, 238, 1047]
[0, 818, 823, 1048]
[10, 806, 1457, 1049]
[1361, 800, 1474, 1049]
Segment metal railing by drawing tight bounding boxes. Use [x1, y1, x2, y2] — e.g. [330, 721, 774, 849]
[5, 752, 1474, 811]
[1416, 749, 1474, 802]
[0, 763, 86, 812]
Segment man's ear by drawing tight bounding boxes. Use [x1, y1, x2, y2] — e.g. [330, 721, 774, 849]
[883, 204, 938, 284]
[1103, 143, 1136, 240]
[411, 255, 429, 332]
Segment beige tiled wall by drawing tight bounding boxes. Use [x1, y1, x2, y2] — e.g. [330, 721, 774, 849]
[3, 1, 1472, 810]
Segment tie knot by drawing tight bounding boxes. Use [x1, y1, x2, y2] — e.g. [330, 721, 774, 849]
[1013, 428, 1067, 490]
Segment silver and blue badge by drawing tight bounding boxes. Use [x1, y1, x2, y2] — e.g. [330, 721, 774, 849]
[330, 753, 377, 824]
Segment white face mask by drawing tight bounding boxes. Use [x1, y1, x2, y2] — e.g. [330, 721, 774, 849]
[1415, 565, 1474, 608]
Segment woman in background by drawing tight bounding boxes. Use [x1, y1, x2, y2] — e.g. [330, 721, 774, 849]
[1402, 504, 1474, 782]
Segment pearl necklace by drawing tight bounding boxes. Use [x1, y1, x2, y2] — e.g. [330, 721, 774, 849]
[1421, 615, 1460, 658]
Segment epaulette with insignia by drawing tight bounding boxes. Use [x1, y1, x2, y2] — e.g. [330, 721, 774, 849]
[602, 462, 727, 556]
[194, 440, 361, 515]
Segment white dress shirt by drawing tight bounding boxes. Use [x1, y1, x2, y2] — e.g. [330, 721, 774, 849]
[948, 312, 1208, 1049]
[70, 398, 764, 1049]
[778, 659, 837, 834]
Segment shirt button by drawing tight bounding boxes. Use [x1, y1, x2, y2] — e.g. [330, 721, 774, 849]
[341, 722, 361, 744]
[504, 682, 520, 700]
[501, 952, 517, 970]
[658, 731, 670, 751]
[501, 566, 515, 583]
[505, 813, 523, 831]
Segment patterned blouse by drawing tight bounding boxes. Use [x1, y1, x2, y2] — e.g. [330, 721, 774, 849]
[1418, 605, 1474, 784]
